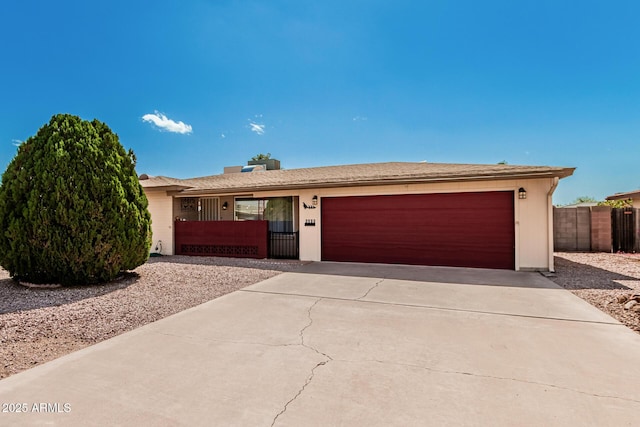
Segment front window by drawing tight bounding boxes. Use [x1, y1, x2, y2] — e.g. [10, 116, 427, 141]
[235, 197, 294, 232]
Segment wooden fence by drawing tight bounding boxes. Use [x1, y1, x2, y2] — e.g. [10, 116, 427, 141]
[612, 208, 637, 252]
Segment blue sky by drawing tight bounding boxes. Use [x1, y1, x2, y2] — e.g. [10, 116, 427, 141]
[1, 0, 639, 205]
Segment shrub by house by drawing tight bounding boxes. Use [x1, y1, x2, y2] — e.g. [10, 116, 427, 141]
[0, 114, 151, 285]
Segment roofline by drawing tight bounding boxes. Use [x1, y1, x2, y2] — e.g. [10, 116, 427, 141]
[606, 191, 640, 200]
[174, 168, 575, 197]
[141, 184, 194, 192]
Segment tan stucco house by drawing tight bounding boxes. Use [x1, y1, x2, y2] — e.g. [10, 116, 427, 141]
[606, 189, 640, 207]
[140, 161, 574, 271]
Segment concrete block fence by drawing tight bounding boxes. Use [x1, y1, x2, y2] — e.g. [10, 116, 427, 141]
[553, 206, 639, 252]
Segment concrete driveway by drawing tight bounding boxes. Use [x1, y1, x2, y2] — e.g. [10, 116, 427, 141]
[1, 262, 640, 426]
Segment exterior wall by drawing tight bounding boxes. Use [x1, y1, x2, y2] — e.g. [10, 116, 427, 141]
[174, 197, 198, 221]
[291, 178, 555, 271]
[298, 193, 322, 261]
[220, 196, 235, 221]
[147, 177, 559, 270]
[173, 196, 234, 221]
[515, 178, 553, 270]
[145, 189, 175, 255]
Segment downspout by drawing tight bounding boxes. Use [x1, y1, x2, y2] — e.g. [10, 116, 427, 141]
[547, 177, 559, 272]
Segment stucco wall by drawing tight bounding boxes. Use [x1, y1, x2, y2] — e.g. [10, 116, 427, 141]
[144, 176, 559, 270]
[219, 196, 235, 221]
[173, 197, 198, 221]
[514, 178, 555, 270]
[145, 190, 175, 255]
[292, 178, 555, 271]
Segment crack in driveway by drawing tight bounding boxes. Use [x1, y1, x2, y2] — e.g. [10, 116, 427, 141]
[271, 298, 333, 426]
[357, 278, 385, 300]
[346, 358, 640, 405]
[270, 359, 329, 427]
[299, 298, 333, 359]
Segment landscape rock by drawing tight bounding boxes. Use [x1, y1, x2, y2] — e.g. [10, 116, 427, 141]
[616, 294, 629, 304]
[0, 256, 304, 379]
[551, 252, 640, 334]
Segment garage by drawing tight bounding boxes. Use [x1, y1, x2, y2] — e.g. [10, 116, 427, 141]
[321, 191, 515, 269]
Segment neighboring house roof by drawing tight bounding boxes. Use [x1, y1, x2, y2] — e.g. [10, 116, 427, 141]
[560, 202, 599, 208]
[606, 189, 640, 201]
[140, 162, 575, 195]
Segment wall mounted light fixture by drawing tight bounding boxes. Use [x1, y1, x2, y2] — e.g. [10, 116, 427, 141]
[222, 201, 228, 210]
[518, 188, 527, 199]
[312, 195, 318, 205]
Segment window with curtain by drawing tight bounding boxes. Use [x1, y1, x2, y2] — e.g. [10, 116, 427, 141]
[235, 197, 293, 232]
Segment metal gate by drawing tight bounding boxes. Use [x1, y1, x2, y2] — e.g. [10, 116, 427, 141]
[612, 208, 636, 252]
[268, 232, 299, 259]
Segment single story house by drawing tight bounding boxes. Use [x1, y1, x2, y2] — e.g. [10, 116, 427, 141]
[606, 189, 640, 207]
[140, 161, 574, 271]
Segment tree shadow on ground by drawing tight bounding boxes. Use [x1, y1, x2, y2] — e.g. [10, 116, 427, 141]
[552, 256, 638, 290]
[0, 272, 139, 315]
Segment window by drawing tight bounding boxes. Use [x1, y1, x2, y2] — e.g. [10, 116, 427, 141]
[181, 198, 197, 212]
[235, 197, 293, 232]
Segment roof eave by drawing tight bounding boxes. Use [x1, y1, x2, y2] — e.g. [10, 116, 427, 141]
[176, 169, 575, 196]
[141, 184, 193, 192]
[606, 192, 640, 201]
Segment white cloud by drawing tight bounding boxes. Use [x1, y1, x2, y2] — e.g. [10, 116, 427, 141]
[11, 139, 23, 147]
[249, 122, 265, 135]
[142, 111, 192, 134]
[352, 116, 368, 121]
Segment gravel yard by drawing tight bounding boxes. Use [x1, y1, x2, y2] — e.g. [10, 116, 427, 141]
[0, 256, 305, 379]
[1, 253, 639, 380]
[550, 252, 640, 334]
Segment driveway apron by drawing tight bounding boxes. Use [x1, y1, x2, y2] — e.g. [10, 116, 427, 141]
[1, 262, 639, 426]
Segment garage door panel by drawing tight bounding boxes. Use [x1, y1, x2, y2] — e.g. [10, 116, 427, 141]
[321, 191, 515, 269]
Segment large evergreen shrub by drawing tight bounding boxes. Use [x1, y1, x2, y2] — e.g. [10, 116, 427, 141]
[0, 114, 151, 285]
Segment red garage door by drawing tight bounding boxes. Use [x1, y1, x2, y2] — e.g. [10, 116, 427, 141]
[321, 191, 515, 269]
